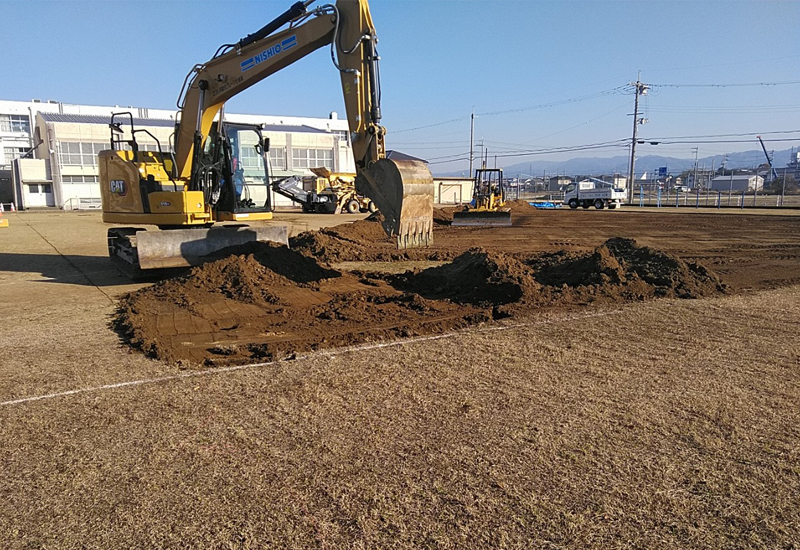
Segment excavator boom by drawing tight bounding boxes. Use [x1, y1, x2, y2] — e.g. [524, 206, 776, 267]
[175, 0, 433, 248]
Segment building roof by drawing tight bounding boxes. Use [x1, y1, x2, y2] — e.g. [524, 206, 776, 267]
[37, 112, 335, 135]
[386, 150, 428, 164]
[262, 124, 329, 134]
[38, 112, 176, 128]
[711, 174, 762, 181]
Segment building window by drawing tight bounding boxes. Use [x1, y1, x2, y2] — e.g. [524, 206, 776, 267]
[269, 147, 287, 170]
[0, 114, 30, 133]
[3, 146, 29, 166]
[114, 142, 169, 153]
[62, 175, 100, 184]
[27, 183, 52, 194]
[238, 144, 263, 169]
[291, 148, 333, 170]
[58, 142, 107, 166]
[139, 142, 170, 153]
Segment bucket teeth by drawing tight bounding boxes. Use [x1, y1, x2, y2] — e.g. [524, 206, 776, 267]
[397, 226, 433, 250]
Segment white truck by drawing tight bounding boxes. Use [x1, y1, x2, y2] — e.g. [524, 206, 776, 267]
[563, 181, 626, 210]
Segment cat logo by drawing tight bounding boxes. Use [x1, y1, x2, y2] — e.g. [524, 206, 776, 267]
[109, 179, 127, 196]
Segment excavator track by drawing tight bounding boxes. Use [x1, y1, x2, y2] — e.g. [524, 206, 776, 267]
[107, 225, 289, 280]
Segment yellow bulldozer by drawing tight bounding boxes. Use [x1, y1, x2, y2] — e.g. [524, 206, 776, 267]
[99, 0, 433, 278]
[452, 168, 512, 227]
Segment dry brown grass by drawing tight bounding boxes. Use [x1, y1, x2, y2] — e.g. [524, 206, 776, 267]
[2, 289, 799, 549]
[2, 211, 800, 548]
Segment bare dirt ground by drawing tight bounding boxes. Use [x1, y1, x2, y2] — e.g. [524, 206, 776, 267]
[1, 207, 799, 549]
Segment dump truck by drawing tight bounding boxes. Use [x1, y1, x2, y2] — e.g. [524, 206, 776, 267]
[99, 0, 434, 278]
[564, 180, 626, 210]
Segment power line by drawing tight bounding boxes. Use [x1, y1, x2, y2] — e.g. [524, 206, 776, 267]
[392, 86, 627, 133]
[640, 129, 800, 141]
[651, 80, 800, 88]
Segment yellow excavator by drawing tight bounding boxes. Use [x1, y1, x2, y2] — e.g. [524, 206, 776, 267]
[100, 0, 433, 277]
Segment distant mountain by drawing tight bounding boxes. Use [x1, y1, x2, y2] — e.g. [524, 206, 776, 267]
[434, 148, 795, 178]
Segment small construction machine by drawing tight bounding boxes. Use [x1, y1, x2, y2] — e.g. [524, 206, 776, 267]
[100, 0, 433, 277]
[272, 167, 377, 214]
[452, 168, 512, 227]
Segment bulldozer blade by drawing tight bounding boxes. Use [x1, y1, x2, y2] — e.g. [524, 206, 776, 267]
[134, 225, 289, 270]
[451, 210, 513, 227]
[355, 158, 433, 250]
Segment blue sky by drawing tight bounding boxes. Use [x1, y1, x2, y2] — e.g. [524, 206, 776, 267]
[2, 0, 799, 173]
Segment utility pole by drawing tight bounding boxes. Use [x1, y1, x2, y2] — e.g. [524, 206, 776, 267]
[781, 172, 786, 206]
[692, 147, 699, 190]
[627, 73, 650, 203]
[469, 111, 475, 179]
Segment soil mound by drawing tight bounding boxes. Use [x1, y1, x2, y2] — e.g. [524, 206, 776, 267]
[290, 215, 452, 263]
[406, 248, 541, 305]
[114, 231, 725, 367]
[322, 214, 390, 243]
[504, 199, 538, 214]
[290, 216, 388, 262]
[433, 207, 455, 225]
[115, 241, 485, 366]
[203, 240, 341, 284]
[530, 237, 726, 299]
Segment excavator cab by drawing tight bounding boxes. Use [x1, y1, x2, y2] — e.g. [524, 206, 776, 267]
[199, 122, 273, 221]
[101, 114, 287, 278]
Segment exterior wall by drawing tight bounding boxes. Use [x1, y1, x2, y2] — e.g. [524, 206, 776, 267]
[433, 177, 472, 205]
[12, 158, 53, 208]
[710, 175, 764, 192]
[1, 98, 355, 209]
[0, 101, 35, 171]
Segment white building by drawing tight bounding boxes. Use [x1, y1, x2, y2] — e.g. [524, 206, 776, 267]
[709, 174, 764, 193]
[1, 98, 356, 209]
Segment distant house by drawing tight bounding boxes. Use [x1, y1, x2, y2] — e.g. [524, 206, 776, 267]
[548, 176, 572, 191]
[710, 174, 764, 192]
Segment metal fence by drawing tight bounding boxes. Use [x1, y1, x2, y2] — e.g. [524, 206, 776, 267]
[635, 185, 800, 209]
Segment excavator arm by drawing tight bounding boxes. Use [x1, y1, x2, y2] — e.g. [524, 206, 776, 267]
[174, 0, 432, 248]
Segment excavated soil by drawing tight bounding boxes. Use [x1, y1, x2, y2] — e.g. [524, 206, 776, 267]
[116, 231, 726, 366]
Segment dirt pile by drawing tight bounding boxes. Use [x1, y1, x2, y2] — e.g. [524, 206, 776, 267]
[289, 217, 385, 262]
[504, 199, 539, 214]
[115, 234, 725, 366]
[529, 237, 726, 299]
[115, 242, 485, 366]
[404, 248, 541, 306]
[290, 215, 455, 263]
[433, 207, 455, 225]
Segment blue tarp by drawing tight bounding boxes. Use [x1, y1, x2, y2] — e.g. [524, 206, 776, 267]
[529, 201, 561, 209]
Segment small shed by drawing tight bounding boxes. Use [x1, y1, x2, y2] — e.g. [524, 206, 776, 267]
[710, 175, 763, 192]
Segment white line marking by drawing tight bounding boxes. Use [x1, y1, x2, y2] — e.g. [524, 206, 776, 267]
[1, 309, 623, 407]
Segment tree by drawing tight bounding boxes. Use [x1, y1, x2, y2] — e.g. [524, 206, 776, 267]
[768, 174, 798, 195]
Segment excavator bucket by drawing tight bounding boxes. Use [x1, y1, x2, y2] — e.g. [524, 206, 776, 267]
[451, 209, 513, 227]
[355, 158, 434, 249]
